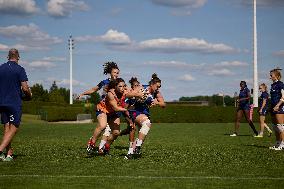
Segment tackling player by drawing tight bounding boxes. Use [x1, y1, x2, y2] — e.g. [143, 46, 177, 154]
[125, 73, 166, 159]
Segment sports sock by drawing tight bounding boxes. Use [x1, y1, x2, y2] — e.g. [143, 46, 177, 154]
[136, 139, 143, 147]
[99, 140, 107, 150]
[127, 148, 134, 155]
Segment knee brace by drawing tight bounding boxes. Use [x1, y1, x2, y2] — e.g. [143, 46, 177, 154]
[103, 124, 111, 137]
[139, 119, 151, 135]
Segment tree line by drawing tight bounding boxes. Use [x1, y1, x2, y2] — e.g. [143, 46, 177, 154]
[179, 95, 236, 106]
[30, 81, 100, 104]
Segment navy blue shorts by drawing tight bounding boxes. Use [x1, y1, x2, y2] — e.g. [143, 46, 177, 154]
[0, 106, 22, 127]
[237, 104, 250, 111]
[270, 105, 284, 115]
[258, 108, 268, 116]
[133, 109, 151, 121]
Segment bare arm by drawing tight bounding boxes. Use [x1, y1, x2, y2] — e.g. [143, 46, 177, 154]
[153, 91, 166, 108]
[107, 92, 127, 112]
[125, 86, 143, 98]
[78, 86, 99, 98]
[274, 89, 284, 111]
[259, 98, 267, 112]
[21, 81, 32, 99]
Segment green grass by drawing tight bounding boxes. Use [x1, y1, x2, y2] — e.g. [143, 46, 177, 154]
[0, 115, 284, 189]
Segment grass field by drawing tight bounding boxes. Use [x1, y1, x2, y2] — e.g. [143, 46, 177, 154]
[1, 115, 284, 189]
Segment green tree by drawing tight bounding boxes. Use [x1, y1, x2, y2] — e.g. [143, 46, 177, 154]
[30, 83, 49, 101]
[50, 81, 58, 93]
[89, 92, 100, 105]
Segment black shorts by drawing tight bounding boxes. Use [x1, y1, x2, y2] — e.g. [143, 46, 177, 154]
[0, 106, 22, 127]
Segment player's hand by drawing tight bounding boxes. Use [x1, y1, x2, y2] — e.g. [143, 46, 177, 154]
[259, 108, 262, 113]
[273, 105, 280, 112]
[150, 99, 159, 107]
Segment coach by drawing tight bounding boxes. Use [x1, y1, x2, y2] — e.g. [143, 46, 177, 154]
[0, 48, 32, 161]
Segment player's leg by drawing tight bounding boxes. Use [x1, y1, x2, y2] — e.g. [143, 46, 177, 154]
[0, 124, 18, 161]
[104, 116, 121, 154]
[257, 115, 265, 137]
[231, 110, 242, 136]
[269, 115, 281, 149]
[98, 124, 111, 153]
[274, 114, 284, 150]
[0, 107, 20, 161]
[133, 114, 151, 156]
[87, 112, 107, 154]
[4, 123, 13, 156]
[243, 110, 258, 135]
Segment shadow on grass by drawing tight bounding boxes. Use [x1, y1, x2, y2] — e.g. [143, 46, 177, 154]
[244, 144, 268, 149]
[113, 146, 128, 150]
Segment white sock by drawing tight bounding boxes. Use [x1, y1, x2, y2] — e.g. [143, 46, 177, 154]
[129, 142, 133, 148]
[136, 138, 143, 147]
[128, 148, 134, 155]
[99, 140, 107, 150]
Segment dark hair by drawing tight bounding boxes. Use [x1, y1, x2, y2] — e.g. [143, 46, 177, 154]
[129, 77, 139, 87]
[108, 78, 125, 90]
[240, 81, 247, 87]
[103, 62, 119, 75]
[149, 73, 161, 85]
[8, 48, 20, 60]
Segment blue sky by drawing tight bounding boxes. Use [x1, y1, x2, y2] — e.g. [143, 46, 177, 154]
[0, 0, 283, 101]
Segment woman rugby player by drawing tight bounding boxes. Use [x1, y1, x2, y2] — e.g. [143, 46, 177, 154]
[78, 62, 120, 154]
[269, 69, 284, 150]
[125, 73, 166, 159]
[254, 83, 272, 137]
[230, 81, 258, 136]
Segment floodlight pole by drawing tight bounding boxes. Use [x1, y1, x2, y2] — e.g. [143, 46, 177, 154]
[253, 0, 258, 107]
[69, 35, 74, 105]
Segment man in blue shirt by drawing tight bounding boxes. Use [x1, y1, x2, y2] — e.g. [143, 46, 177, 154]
[0, 49, 32, 161]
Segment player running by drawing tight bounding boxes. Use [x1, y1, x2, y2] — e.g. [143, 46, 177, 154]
[78, 62, 120, 154]
[119, 77, 141, 156]
[125, 73, 166, 159]
[254, 83, 272, 137]
[269, 69, 284, 150]
[230, 81, 258, 137]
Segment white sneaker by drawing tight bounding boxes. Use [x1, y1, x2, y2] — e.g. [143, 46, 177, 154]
[269, 143, 280, 150]
[230, 133, 237, 137]
[273, 146, 284, 151]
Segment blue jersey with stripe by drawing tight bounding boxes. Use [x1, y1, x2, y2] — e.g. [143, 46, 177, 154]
[97, 78, 110, 99]
[270, 80, 284, 107]
[133, 85, 157, 116]
[239, 87, 250, 108]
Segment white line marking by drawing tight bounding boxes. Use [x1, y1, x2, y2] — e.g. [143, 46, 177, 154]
[0, 175, 284, 180]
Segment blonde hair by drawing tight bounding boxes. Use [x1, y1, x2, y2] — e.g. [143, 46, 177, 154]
[270, 68, 282, 80]
[260, 83, 267, 92]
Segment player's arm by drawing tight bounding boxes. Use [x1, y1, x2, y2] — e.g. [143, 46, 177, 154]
[107, 92, 127, 112]
[125, 86, 143, 98]
[239, 91, 251, 102]
[259, 97, 267, 113]
[274, 89, 284, 111]
[153, 92, 166, 108]
[78, 86, 99, 99]
[21, 81, 32, 99]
